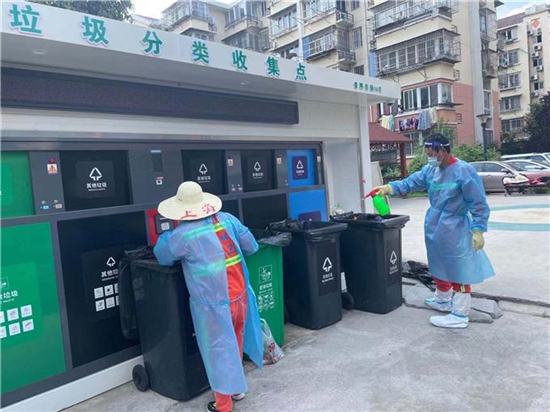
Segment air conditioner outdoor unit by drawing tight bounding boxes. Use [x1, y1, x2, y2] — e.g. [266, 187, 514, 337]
[532, 52, 541, 58]
[536, 65, 544, 72]
[534, 44, 542, 51]
[531, 91, 540, 97]
[531, 74, 539, 81]
[527, 30, 534, 36]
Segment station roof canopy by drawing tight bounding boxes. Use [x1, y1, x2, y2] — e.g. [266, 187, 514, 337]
[0, 1, 400, 108]
[368, 123, 412, 144]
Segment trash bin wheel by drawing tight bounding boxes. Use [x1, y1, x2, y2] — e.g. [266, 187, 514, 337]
[132, 364, 149, 392]
[284, 306, 289, 324]
[342, 292, 354, 311]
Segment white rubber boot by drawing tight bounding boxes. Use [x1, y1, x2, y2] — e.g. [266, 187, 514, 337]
[430, 292, 470, 329]
[424, 288, 452, 312]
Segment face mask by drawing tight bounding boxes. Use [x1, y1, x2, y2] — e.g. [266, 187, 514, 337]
[428, 157, 441, 167]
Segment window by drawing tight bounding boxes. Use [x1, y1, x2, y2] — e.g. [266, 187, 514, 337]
[407, 45, 416, 66]
[403, 132, 424, 156]
[534, 81, 544, 91]
[440, 84, 452, 104]
[536, 34, 543, 43]
[402, 89, 418, 111]
[500, 50, 519, 66]
[503, 27, 518, 41]
[471, 163, 484, 172]
[351, 0, 360, 11]
[500, 96, 521, 111]
[272, 8, 297, 36]
[499, 72, 521, 89]
[484, 90, 492, 114]
[420, 86, 429, 108]
[485, 163, 504, 173]
[533, 57, 543, 67]
[502, 118, 524, 133]
[353, 65, 364, 75]
[352, 27, 363, 50]
[398, 48, 406, 67]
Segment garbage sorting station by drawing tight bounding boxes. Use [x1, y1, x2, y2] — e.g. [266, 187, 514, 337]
[0, 2, 400, 410]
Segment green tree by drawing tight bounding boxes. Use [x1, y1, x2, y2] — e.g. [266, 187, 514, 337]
[524, 91, 550, 152]
[30, 1, 133, 21]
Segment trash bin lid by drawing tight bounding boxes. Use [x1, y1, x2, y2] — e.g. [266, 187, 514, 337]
[269, 220, 348, 241]
[131, 259, 182, 275]
[331, 213, 410, 229]
[251, 229, 292, 247]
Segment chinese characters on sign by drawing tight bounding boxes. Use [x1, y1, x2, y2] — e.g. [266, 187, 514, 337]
[8, 3, 42, 35]
[82, 15, 109, 46]
[232, 50, 248, 72]
[142, 30, 163, 56]
[353, 81, 382, 94]
[266, 56, 280, 77]
[192, 40, 210, 65]
[295, 63, 307, 82]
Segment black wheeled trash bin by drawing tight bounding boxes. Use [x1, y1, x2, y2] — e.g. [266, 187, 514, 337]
[269, 220, 348, 330]
[118, 251, 209, 401]
[331, 213, 410, 314]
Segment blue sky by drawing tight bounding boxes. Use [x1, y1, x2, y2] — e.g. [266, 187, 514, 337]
[133, 0, 550, 20]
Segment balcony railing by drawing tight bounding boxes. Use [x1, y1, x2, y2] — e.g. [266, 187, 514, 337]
[272, 24, 298, 39]
[336, 10, 354, 27]
[225, 15, 263, 30]
[480, 8, 497, 41]
[161, 3, 211, 29]
[482, 49, 498, 78]
[373, 0, 459, 32]
[337, 50, 356, 64]
[377, 30, 461, 76]
[305, 30, 351, 60]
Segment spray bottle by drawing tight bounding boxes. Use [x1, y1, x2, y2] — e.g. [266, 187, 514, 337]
[363, 188, 391, 216]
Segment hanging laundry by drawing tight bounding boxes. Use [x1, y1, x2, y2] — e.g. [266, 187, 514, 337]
[388, 115, 395, 131]
[380, 115, 391, 130]
[418, 110, 431, 131]
[429, 107, 438, 126]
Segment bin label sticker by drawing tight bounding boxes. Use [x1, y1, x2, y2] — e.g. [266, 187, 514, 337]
[388, 249, 400, 286]
[247, 157, 267, 183]
[317, 244, 339, 297]
[292, 156, 308, 180]
[47, 163, 58, 174]
[82, 247, 121, 321]
[76, 161, 116, 199]
[0, 262, 42, 347]
[257, 265, 275, 313]
[390, 251, 398, 266]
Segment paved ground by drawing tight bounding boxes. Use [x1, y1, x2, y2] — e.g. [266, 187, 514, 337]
[390, 194, 550, 304]
[67, 305, 550, 412]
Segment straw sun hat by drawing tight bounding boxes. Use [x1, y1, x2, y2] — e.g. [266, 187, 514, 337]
[158, 181, 222, 221]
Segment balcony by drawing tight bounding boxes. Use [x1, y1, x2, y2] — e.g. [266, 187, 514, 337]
[376, 29, 461, 76]
[480, 8, 497, 42]
[161, 1, 212, 30]
[272, 24, 298, 39]
[372, 0, 459, 34]
[336, 10, 354, 28]
[337, 50, 356, 64]
[497, 37, 505, 51]
[305, 29, 351, 61]
[482, 49, 498, 78]
[225, 15, 263, 30]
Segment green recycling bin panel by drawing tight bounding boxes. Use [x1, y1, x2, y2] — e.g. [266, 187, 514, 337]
[1, 223, 66, 394]
[0, 152, 34, 218]
[245, 244, 284, 346]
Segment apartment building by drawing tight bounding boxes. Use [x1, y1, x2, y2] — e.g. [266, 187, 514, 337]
[497, 3, 550, 139]
[369, 0, 502, 153]
[142, 1, 503, 154]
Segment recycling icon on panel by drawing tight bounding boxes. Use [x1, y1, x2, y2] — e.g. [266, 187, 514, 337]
[390, 251, 398, 265]
[322, 257, 333, 273]
[89, 167, 103, 181]
[296, 160, 304, 170]
[106, 257, 117, 267]
[199, 164, 208, 175]
[254, 162, 262, 172]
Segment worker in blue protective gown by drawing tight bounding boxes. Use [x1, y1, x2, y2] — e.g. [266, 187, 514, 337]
[154, 182, 262, 412]
[375, 133, 495, 329]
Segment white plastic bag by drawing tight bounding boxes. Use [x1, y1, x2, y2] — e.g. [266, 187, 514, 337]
[261, 319, 284, 365]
